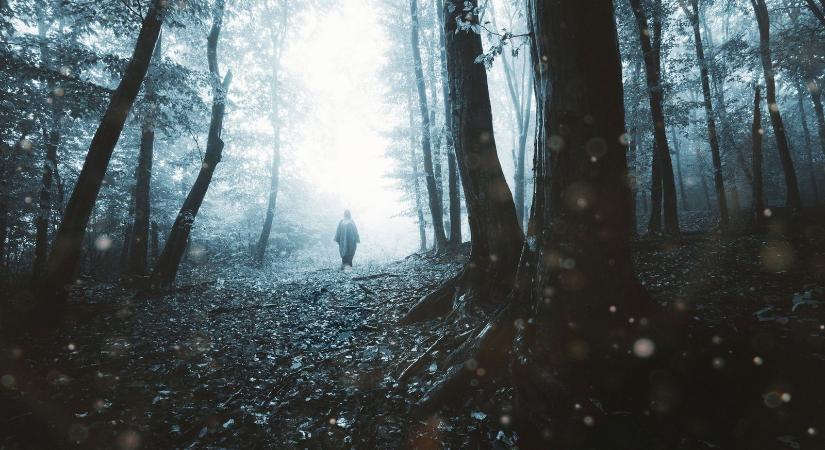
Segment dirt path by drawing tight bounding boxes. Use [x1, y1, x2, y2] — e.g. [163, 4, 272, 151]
[1, 256, 476, 449]
[2, 235, 825, 449]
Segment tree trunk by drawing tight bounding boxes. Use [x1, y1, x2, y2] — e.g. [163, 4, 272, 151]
[700, 6, 754, 189]
[40, 0, 165, 305]
[648, 143, 663, 233]
[804, 0, 825, 27]
[797, 84, 820, 203]
[628, 57, 643, 235]
[425, 37, 444, 203]
[688, 0, 728, 227]
[489, 0, 532, 230]
[150, 220, 159, 260]
[401, 0, 523, 324]
[436, 0, 462, 246]
[751, 0, 802, 211]
[752, 85, 766, 222]
[810, 80, 825, 158]
[671, 129, 689, 210]
[445, 0, 522, 265]
[33, 12, 64, 279]
[408, 90, 428, 253]
[149, 0, 230, 288]
[253, 8, 288, 264]
[410, 0, 448, 251]
[255, 141, 280, 264]
[630, 0, 680, 235]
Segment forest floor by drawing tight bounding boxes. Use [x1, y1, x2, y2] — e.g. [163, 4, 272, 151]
[2, 229, 825, 449]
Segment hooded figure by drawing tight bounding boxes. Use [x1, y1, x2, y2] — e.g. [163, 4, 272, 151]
[334, 210, 360, 269]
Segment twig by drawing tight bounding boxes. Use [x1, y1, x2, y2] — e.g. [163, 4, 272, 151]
[398, 335, 448, 382]
[358, 283, 376, 296]
[351, 273, 399, 281]
[219, 388, 243, 409]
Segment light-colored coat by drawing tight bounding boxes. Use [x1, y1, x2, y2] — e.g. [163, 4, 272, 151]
[334, 219, 360, 258]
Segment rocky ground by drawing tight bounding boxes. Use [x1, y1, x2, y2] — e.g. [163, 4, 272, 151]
[2, 231, 825, 449]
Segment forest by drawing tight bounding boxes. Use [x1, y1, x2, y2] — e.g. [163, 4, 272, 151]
[1, 0, 825, 448]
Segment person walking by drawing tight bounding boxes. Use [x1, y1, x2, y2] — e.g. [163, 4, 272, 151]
[334, 210, 360, 269]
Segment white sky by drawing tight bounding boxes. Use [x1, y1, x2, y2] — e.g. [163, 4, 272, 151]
[280, 0, 420, 261]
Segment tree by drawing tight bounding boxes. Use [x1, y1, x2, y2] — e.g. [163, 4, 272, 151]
[750, 0, 803, 211]
[752, 85, 765, 223]
[810, 80, 825, 158]
[254, 2, 291, 265]
[40, 0, 166, 305]
[628, 0, 679, 235]
[32, 4, 66, 278]
[149, 0, 231, 288]
[408, 88, 429, 252]
[413, 1, 662, 444]
[488, 0, 533, 230]
[683, 0, 728, 227]
[804, 0, 825, 27]
[410, 0, 448, 251]
[402, 0, 523, 323]
[127, 32, 163, 278]
[435, 0, 462, 246]
[797, 84, 820, 203]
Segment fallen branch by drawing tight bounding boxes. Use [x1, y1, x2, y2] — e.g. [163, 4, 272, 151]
[352, 273, 400, 281]
[208, 303, 279, 315]
[358, 283, 376, 296]
[398, 334, 448, 382]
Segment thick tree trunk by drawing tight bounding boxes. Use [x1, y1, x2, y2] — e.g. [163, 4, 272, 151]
[630, 0, 680, 235]
[688, 0, 728, 227]
[436, 0, 462, 245]
[40, 0, 165, 305]
[752, 85, 766, 222]
[402, 0, 523, 324]
[410, 0, 448, 251]
[149, 0, 230, 288]
[797, 85, 820, 203]
[127, 34, 162, 277]
[751, 0, 802, 211]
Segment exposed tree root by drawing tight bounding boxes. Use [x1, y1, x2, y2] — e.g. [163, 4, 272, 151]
[399, 270, 466, 325]
[416, 306, 515, 414]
